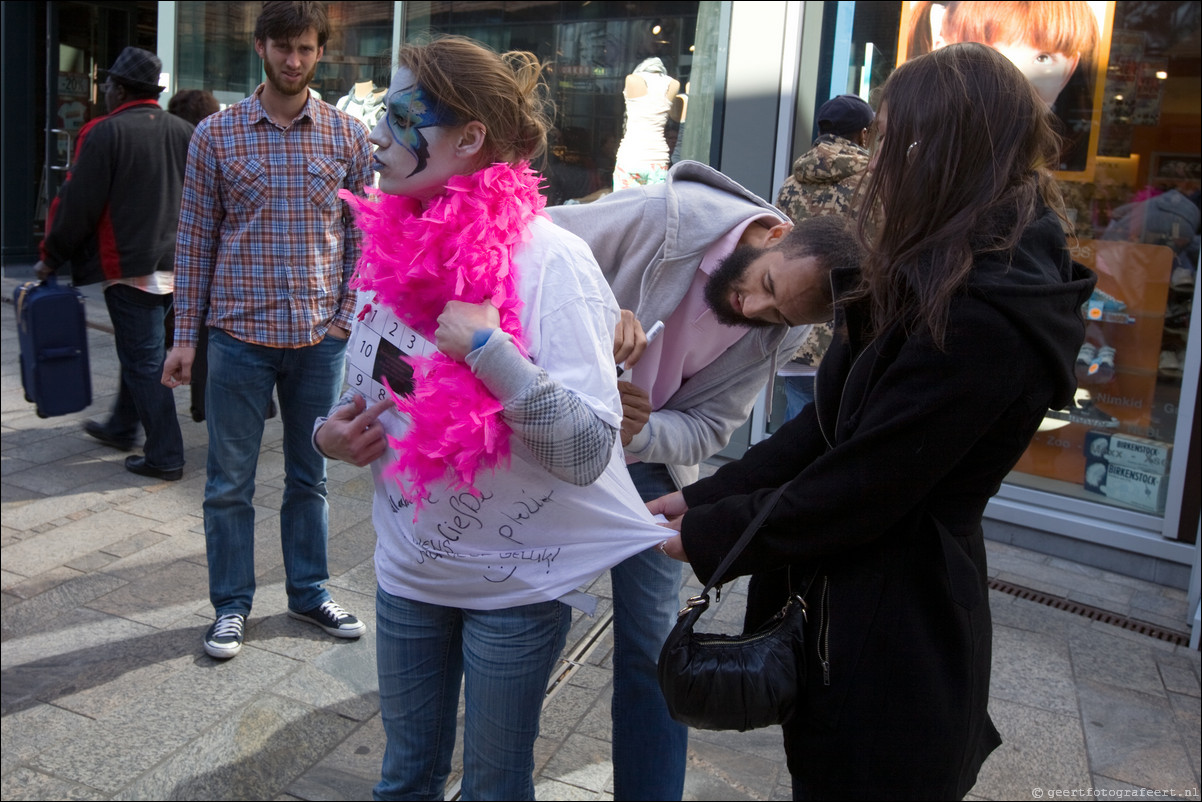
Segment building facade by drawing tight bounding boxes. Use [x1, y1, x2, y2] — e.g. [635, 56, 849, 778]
[2, 1, 1198, 634]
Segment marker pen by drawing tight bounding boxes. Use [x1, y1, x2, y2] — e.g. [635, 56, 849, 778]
[617, 319, 665, 377]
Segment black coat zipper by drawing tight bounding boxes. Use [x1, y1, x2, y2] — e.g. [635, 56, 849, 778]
[817, 340, 872, 450]
[817, 576, 831, 685]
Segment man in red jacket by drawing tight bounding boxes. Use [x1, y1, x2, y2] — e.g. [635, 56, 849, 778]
[36, 47, 194, 481]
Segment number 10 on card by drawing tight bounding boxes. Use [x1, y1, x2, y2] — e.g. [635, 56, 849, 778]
[346, 294, 433, 402]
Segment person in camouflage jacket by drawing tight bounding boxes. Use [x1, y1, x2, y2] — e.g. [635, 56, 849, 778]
[775, 95, 874, 417]
[775, 131, 870, 223]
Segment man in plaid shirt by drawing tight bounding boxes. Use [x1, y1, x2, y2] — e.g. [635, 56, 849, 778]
[163, 1, 373, 660]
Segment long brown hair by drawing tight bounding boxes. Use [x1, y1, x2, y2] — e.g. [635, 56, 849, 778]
[854, 42, 1064, 347]
[398, 35, 552, 167]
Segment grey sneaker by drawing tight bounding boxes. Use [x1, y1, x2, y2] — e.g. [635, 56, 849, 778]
[288, 599, 366, 638]
[204, 613, 246, 659]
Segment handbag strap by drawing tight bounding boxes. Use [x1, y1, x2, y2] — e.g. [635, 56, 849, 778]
[698, 484, 789, 598]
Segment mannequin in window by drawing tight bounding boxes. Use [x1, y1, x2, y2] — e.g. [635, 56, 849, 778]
[613, 57, 679, 191]
[337, 71, 387, 131]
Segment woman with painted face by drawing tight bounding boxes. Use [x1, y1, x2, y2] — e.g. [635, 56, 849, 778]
[314, 36, 666, 800]
[652, 43, 1097, 799]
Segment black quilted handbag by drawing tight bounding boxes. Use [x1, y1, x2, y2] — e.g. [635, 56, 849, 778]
[657, 485, 817, 732]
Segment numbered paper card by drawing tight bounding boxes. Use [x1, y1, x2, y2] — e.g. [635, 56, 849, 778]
[346, 293, 434, 402]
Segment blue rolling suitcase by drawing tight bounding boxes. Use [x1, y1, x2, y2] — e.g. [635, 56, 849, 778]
[13, 273, 92, 418]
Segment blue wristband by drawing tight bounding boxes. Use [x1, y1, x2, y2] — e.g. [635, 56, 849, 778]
[470, 329, 495, 352]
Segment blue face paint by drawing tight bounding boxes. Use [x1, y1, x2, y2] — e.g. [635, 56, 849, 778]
[387, 84, 458, 177]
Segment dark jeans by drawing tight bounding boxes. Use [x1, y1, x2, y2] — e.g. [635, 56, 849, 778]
[610, 461, 688, 800]
[103, 283, 184, 470]
[203, 328, 346, 615]
[186, 326, 276, 423]
[784, 375, 815, 422]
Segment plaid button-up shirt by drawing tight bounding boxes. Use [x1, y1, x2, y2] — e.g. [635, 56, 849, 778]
[174, 84, 373, 349]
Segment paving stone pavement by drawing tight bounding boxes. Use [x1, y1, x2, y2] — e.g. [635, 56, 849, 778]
[2, 278, 1199, 801]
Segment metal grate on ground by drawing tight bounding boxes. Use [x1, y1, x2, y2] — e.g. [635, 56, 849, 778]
[988, 578, 1190, 646]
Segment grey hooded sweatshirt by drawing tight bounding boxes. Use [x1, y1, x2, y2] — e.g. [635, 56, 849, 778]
[549, 161, 809, 487]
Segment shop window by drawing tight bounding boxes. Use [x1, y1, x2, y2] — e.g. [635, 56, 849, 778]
[174, 2, 394, 114]
[175, 2, 703, 199]
[1014, 0, 1200, 524]
[402, 1, 701, 205]
[770, 1, 1199, 526]
[35, 2, 157, 232]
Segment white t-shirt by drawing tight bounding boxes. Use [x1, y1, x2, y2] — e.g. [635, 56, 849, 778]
[354, 216, 668, 610]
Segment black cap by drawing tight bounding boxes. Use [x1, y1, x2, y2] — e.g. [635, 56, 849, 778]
[99, 47, 165, 92]
[816, 94, 874, 139]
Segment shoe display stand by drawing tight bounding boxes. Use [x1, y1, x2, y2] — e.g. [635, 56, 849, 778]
[1014, 239, 1176, 513]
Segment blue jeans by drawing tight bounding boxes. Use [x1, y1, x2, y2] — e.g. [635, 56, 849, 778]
[203, 328, 347, 616]
[611, 461, 688, 801]
[783, 375, 815, 423]
[102, 284, 184, 470]
[374, 588, 571, 801]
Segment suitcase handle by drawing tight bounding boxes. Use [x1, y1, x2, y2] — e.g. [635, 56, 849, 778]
[16, 273, 69, 334]
[40, 346, 83, 359]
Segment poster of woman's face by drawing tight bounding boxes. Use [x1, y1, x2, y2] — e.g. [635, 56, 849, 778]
[898, 1, 1114, 177]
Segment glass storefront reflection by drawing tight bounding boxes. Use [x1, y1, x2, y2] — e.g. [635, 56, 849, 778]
[163, 0, 1195, 524]
[403, 2, 701, 205]
[174, 2, 394, 112]
[1018, 0, 1199, 519]
[765, 0, 1198, 524]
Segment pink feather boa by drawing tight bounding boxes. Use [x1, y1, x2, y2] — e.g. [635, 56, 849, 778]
[339, 162, 547, 503]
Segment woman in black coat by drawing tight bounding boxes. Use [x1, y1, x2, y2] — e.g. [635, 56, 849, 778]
[653, 43, 1097, 800]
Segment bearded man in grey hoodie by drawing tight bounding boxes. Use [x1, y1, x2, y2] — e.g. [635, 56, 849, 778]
[548, 160, 864, 800]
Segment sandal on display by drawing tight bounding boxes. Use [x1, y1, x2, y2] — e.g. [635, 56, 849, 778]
[1043, 391, 1120, 429]
[1164, 301, 1191, 335]
[1159, 350, 1184, 379]
[1082, 288, 1130, 323]
[1170, 265, 1195, 293]
[1075, 342, 1097, 382]
[1087, 345, 1116, 384]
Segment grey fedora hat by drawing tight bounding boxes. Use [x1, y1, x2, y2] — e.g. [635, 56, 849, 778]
[99, 46, 165, 92]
